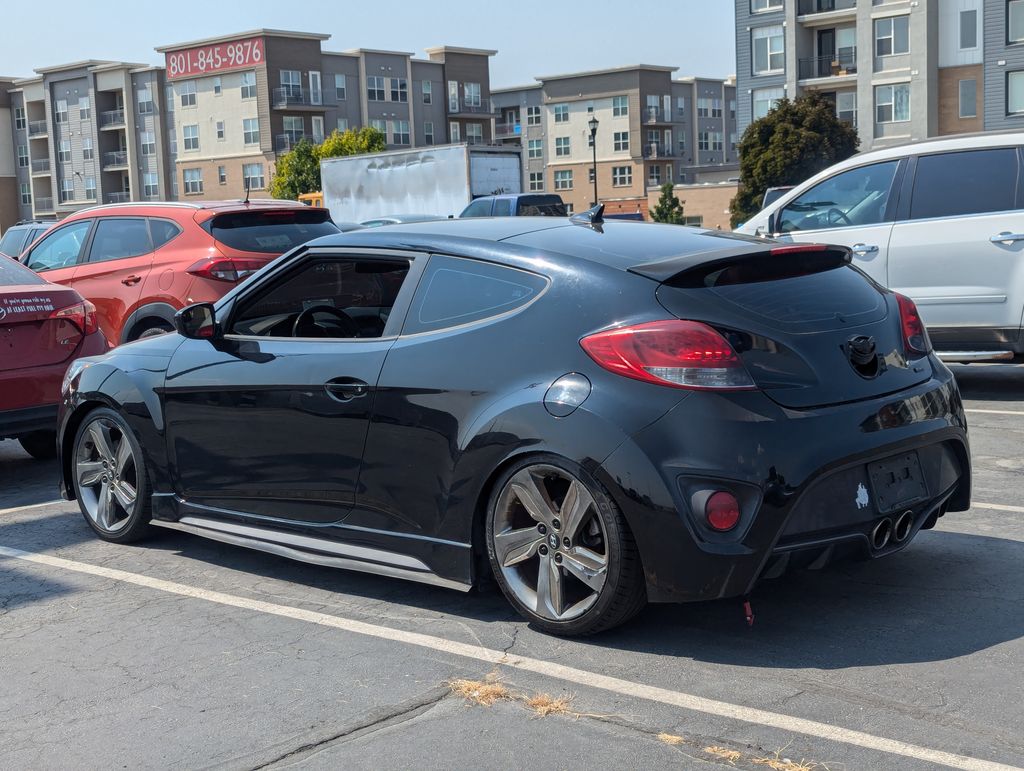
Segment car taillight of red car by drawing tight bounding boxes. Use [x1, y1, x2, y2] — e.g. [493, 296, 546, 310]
[51, 300, 99, 335]
[186, 257, 267, 283]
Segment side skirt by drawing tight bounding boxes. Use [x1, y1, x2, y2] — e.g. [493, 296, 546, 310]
[150, 515, 471, 593]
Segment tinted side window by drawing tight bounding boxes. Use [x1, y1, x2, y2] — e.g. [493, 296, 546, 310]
[910, 148, 1019, 220]
[150, 218, 183, 249]
[780, 161, 899, 233]
[492, 198, 513, 216]
[88, 218, 152, 263]
[0, 229, 29, 258]
[404, 255, 549, 335]
[460, 199, 492, 218]
[26, 221, 92, 272]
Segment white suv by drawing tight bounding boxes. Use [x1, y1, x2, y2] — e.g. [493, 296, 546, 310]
[737, 132, 1024, 363]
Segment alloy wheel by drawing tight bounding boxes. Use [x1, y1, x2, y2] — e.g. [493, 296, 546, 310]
[492, 464, 609, 621]
[75, 418, 138, 532]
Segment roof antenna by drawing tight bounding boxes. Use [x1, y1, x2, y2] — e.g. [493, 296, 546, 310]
[243, 175, 250, 205]
[570, 203, 604, 227]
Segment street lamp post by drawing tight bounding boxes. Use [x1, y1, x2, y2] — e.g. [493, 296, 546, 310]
[588, 115, 599, 207]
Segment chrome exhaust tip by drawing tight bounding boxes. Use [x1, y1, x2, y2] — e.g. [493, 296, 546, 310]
[893, 510, 915, 543]
[870, 518, 893, 551]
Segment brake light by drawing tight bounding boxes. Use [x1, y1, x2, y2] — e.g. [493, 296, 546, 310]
[187, 257, 265, 283]
[705, 491, 741, 532]
[769, 243, 828, 256]
[51, 300, 98, 335]
[895, 293, 930, 356]
[580, 320, 755, 390]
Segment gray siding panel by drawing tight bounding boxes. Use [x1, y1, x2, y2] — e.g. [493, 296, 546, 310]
[984, 0, 1024, 130]
[735, 0, 787, 138]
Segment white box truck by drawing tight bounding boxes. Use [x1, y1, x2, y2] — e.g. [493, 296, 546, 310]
[320, 143, 523, 223]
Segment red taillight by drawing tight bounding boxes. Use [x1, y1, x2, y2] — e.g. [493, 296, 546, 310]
[705, 491, 741, 532]
[769, 243, 828, 256]
[895, 293, 930, 356]
[187, 257, 266, 283]
[580, 320, 755, 390]
[52, 300, 98, 335]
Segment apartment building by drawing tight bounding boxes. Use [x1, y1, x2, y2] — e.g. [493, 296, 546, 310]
[6, 60, 172, 221]
[0, 78, 17, 232]
[734, 0, 1002, 150]
[155, 30, 495, 200]
[492, 66, 737, 217]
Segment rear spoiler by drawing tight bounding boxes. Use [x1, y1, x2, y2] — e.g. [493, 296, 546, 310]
[628, 243, 852, 285]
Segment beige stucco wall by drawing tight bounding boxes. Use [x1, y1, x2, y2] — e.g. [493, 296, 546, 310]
[647, 182, 737, 230]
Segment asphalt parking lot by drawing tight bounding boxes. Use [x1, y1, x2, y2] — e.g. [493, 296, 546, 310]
[1, 364, 1023, 771]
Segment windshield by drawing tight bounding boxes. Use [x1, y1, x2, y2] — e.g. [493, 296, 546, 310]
[207, 209, 340, 254]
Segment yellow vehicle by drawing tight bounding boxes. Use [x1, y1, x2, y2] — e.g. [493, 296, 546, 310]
[298, 191, 324, 208]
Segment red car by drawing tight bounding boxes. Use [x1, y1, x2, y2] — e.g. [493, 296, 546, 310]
[19, 201, 339, 345]
[0, 257, 107, 459]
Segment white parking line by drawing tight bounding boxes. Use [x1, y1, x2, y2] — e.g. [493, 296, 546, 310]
[966, 408, 1024, 416]
[973, 501, 1024, 514]
[0, 545, 1016, 771]
[0, 500, 63, 516]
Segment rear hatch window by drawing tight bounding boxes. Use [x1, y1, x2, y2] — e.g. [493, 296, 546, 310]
[516, 196, 567, 217]
[206, 209, 339, 254]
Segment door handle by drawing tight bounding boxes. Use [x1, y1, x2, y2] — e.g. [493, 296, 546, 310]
[851, 243, 879, 256]
[121, 275, 142, 286]
[324, 378, 369, 401]
[990, 232, 1024, 244]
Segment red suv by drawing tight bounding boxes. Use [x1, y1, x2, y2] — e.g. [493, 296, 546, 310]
[19, 201, 338, 344]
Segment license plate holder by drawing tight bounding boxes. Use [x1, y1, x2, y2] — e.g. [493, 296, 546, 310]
[868, 452, 928, 514]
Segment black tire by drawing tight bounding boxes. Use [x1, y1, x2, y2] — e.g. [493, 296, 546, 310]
[71, 407, 153, 543]
[18, 430, 57, 460]
[134, 321, 173, 340]
[485, 454, 646, 636]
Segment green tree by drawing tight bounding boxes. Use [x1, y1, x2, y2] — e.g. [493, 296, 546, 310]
[729, 92, 859, 228]
[270, 127, 387, 200]
[650, 183, 685, 225]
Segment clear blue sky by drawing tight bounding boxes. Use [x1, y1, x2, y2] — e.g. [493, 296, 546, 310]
[1, 0, 737, 88]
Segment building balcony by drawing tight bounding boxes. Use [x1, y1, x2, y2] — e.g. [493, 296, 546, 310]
[450, 98, 492, 116]
[495, 122, 522, 138]
[102, 150, 129, 170]
[272, 87, 328, 109]
[106, 192, 131, 204]
[798, 49, 857, 80]
[99, 109, 126, 129]
[28, 121, 48, 137]
[797, 0, 856, 16]
[34, 196, 54, 213]
[643, 107, 671, 124]
[275, 133, 319, 152]
[31, 158, 50, 174]
[643, 143, 676, 159]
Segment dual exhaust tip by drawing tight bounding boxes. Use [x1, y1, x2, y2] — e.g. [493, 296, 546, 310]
[870, 510, 915, 551]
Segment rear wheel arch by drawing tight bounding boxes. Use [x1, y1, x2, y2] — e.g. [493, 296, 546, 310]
[121, 302, 179, 344]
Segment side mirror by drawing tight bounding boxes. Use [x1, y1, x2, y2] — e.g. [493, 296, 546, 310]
[174, 303, 219, 340]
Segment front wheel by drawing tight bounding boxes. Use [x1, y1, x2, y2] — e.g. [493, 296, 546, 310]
[486, 455, 646, 636]
[72, 407, 152, 543]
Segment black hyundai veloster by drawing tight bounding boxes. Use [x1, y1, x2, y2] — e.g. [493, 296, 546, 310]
[57, 212, 970, 635]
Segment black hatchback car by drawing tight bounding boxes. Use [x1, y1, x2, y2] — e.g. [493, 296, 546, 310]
[57, 213, 971, 635]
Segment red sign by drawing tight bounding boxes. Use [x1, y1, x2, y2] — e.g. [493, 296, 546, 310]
[165, 36, 264, 80]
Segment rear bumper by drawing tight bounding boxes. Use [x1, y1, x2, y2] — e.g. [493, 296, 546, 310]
[596, 357, 971, 604]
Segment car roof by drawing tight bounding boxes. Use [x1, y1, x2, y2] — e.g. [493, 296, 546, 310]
[61, 199, 311, 220]
[812, 130, 1024, 173]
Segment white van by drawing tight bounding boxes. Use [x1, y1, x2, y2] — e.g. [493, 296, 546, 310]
[737, 132, 1024, 363]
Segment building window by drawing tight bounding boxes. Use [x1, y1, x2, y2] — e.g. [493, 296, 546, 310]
[588, 167, 595, 183]
[138, 89, 154, 114]
[752, 87, 784, 119]
[527, 105, 541, 125]
[875, 16, 910, 56]
[612, 95, 628, 117]
[367, 76, 385, 101]
[333, 73, 346, 101]
[84, 176, 96, 200]
[464, 82, 481, 108]
[241, 72, 257, 99]
[422, 80, 431, 104]
[612, 166, 632, 187]
[216, 121, 225, 140]
[529, 171, 544, 191]
[213, 76, 222, 96]
[553, 103, 569, 123]
[284, 116, 305, 142]
[390, 78, 408, 103]
[79, 97, 90, 119]
[55, 99, 68, 123]
[959, 9, 978, 50]
[183, 168, 203, 194]
[141, 131, 155, 155]
[14, 107, 25, 130]
[710, 131, 724, 151]
[337, 118, 349, 133]
[554, 169, 573, 190]
[676, 97, 687, 117]
[555, 136, 570, 156]
[83, 137, 94, 160]
[1011, 0, 1024, 43]
[243, 117, 260, 145]
[367, 119, 385, 138]
[729, 99, 736, 119]
[218, 165, 227, 184]
[58, 140, 71, 163]
[678, 134, 686, 153]
[528, 139, 543, 158]
[183, 124, 199, 151]
[613, 131, 629, 152]
[837, 91, 857, 125]
[60, 179, 74, 202]
[449, 121, 460, 142]
[698, 132, 709, 151]
[752, 25, 784, 74]
[876, 83, 910, 123]
[424, 121, 434, 145]
[165, 84, 174, 109]
[391, 120, 411, 145]
[143, 172, 159, 197]
[648, 165, 661, 186]
[712, 98, 723, 118]
[730, 132, 738, 150]
[20, 183, 30, 205]
[959, 79, 977, 118]
[448, 81, 459, 112]
[280, 70, 301, 98]
[466, 122, 483, 144]
[16, 145, 28, 167]
[751, 0, 783, 10]
[180, 80, 197, 107]
[243, 163, 265, 190]
[697, 97, 711, 117]
[1008, 71, 1024, 112]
